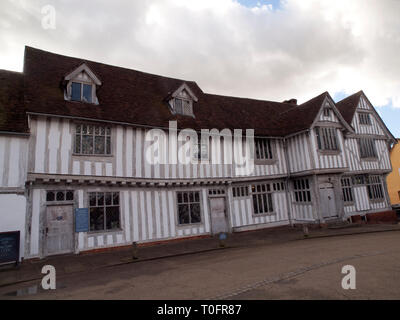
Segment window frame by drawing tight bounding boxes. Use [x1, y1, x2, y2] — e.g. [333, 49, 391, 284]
[358, 112, 372, 126]
[254, 138, 274, 161]
[174, 97, 192, 116]
[192, 134, 210, 162]
[292, 178, 312, 204]
[341, 177, 354, 204]
[176, 191, 202, 226]
[251, 183, 275, 215]
[74, 123, 112, 156]
[358, 137, 377, 159]
[70, 81, 94, 103]
[323, 108, 330, 117]
[88, 191, 121, 232]
[315, 127, 339, 152]
[366, 175, 384, 201]
[232, 186, 249, 198]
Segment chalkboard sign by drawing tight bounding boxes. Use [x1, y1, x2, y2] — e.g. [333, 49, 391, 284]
[0, 231, 20, 265]
[75, 208, 89, 232]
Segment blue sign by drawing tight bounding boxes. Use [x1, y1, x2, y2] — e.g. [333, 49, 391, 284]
[75, 208, 89, 232]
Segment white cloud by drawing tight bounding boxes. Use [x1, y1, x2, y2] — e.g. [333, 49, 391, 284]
[0, 0, 400, 108]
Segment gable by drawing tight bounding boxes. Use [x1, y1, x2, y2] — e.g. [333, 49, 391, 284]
[351, 94, 396, 141]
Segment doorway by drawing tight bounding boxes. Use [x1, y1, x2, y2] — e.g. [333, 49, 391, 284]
[45, 205, 74, 256]
[319, 183, 338, 219]
[209, 197, 228, 234]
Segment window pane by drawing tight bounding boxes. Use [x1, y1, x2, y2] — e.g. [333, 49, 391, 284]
[82, 84, 92, 103]
[46, 191, 55, 202]
[97, 193, 104, 206]
[82, 135, 93, 154]
[194, 192, 200, 202]
[112, 192, 119, 205]
[89, 193, 96, 206]
[66, 191, 74, 201]
[94, 136, 105, 154]
[106, 206, 120, 230]
[106, 136, 111, 154]
[75, 134, 81, 153]
[178, 204, 190, 224]
[71, 82, 81, 101]
[90, 207, 104, 231]
[105, 193, 112, 206]
[190, 203, 201, 223]
[252, 195, 259, 214]
[56, 191, 65, 201]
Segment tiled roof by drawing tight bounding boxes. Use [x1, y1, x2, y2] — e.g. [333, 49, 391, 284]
[0, 46, 352, 137]
[335, 91, 363, 125]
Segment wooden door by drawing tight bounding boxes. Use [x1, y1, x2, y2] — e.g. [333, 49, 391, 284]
[209, 197, 228, 234]
[319, 184, 337, 219]
[46, 205, 74, 255]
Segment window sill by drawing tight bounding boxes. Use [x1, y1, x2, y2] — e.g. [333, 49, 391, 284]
[343, 202, 355, 206]
[361, 157, 378, 162]
[177, 222, 203, 228]
[252, 212, 276, 218]
[87, 228, 123, 235]
[72, 153, 114, 159]
[317, 150, 341, 156]
[254, 159, 277, 165]
[369, 198, 385, 203]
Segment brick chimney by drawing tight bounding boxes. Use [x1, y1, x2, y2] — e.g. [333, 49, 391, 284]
[283, 98, 297, 105]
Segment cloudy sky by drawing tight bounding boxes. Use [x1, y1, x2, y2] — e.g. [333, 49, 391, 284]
[1, 0, 399, 136]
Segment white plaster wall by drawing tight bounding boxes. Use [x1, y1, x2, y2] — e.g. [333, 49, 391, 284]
[0, 194, 26, 260]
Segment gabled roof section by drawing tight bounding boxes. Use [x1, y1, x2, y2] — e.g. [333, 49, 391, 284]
[336, 90, 396, 142]
[0, 70, 28, 134]
[64, 62, 102, 85]
[170, 82, 198, 102]
[335, 91, 362, 125]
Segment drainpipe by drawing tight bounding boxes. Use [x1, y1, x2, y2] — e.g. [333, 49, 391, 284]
[283, 138, 293, 226]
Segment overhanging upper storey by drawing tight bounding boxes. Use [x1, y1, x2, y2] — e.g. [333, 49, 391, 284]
[64, 63, 101, 104]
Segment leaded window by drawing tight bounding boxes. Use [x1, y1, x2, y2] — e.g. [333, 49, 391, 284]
[366, 175, 384, 200]
[293, 178, 311, 203]
[255, 138, 273, 160]
[89, 192, 120, 231]
[315, 127, 339, 151]
[75, 124, 111, 155]
[341, 177, 354, 203]
[251, 184, 274, 214]
[358, 138, 377, 158]
[174, 98, 191, 116]
[46, 190, 74, 202]
[177, 191, 201, 225]
[192, 135, 209, 161]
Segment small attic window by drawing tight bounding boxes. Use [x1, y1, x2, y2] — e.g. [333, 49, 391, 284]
[174, 98, 191, 115]
[71, 82, 93, 103]
[323, 108, 330, 117]
[64, 63, 101, 105]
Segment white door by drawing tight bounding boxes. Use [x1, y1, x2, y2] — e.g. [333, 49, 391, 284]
[319, 184, 338, 219]
[209, 197, 228, 234]
[46, 205, 74, 256]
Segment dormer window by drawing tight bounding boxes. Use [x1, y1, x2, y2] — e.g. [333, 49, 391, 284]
[71, 82, 93, 103]
[64, 63, 101, 105]
[167, 83, 198, 117]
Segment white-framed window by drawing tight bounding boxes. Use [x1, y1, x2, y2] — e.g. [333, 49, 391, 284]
[232, 186, 249, 198]
[255, 138, 273, 160]
[359, 113, 372, 125]
[272, 182, 285, 191]
[177, 191, 201, 225]
[366, 175, 384, 200]
[315, 127, 339, 151]
[293, 178, 311, 203]
[358, 138, 377, 158]
[352, 175, 365, 185]
[89, 192, 120, 231]
[208, 189, 225, 196]
[71, 81, 93, 103]
[75, 124, 111, 155]
[323, 108, 330, 117]
[341, 177, 354, 203]
[251, 183, 274, 214]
